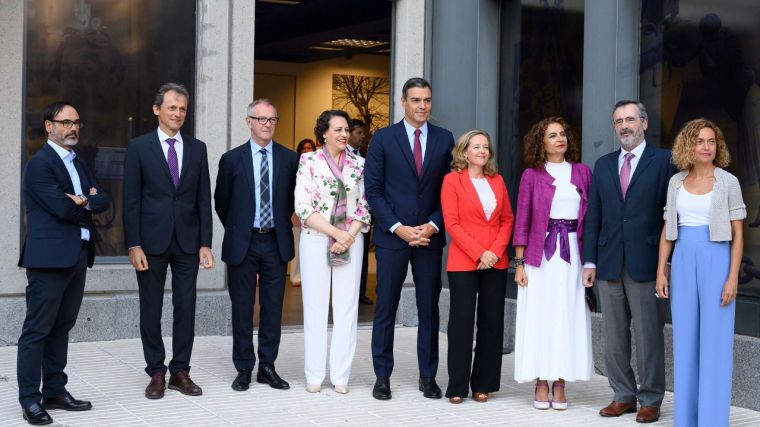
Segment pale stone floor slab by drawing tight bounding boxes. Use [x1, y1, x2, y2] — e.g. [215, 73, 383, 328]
[0, 327, 758, 426]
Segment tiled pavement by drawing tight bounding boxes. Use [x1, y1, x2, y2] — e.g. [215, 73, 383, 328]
[1, 327, 759, 426]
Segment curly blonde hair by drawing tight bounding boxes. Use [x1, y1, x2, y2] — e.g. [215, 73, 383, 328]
[450, 129, 498, 176]
[672, 118, 730, 170]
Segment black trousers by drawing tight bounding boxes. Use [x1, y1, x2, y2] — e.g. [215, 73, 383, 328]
[227, 231, 286, 371]
[17, 244, 88, 406]
[358, 226, 371, 298]
[137, 234, 200, 376]
[446, 268, 507, 398]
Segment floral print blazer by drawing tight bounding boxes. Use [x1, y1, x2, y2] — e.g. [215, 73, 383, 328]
[294, 148, 371, 236]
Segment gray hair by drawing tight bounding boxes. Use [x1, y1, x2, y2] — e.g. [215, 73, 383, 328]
[612, 100, 648, 120]
[154, 83, 190, 107]
[246, 98, 277, 116]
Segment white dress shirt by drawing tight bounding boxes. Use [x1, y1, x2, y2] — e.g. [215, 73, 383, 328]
[157, 127, 184, 178]
[47, 140, 90, 241]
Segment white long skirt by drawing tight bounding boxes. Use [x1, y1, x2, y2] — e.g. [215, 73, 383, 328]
[514, 231, 593, 383]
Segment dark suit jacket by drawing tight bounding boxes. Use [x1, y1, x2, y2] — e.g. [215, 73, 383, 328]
[364, 120, 455, 250]
[19, 143, 110, 268]
[582, 143, 678, 282]
[123, 130, 212, 255]
[214, 140, 299, 265]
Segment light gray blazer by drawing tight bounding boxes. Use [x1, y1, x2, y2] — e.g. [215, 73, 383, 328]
[663, 167, 746, 241]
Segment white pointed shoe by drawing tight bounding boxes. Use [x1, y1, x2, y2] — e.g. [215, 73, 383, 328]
[306, 383, 321, 393]
[551, 381, 568, 410]
[534, 381, 550, 410]
[333, 385, 349, 394]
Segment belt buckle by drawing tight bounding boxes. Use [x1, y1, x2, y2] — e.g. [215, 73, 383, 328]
[257, 227, 270, 234]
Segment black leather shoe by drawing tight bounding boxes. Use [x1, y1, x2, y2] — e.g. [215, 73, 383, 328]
[21, 403, 53, 425]
[232, 369, 253, 391]
[42, 392, 92, 411]
[359, 296, 374, 305]
[256, 364, 290, 390]
[372, 377, 391, 400]
[419, 377, 442, 399]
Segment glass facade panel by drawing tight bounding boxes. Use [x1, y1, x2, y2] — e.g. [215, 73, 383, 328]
[23, 0, 197, 258]
[640, 0, 760, 336]
[499, 0, 584, 298]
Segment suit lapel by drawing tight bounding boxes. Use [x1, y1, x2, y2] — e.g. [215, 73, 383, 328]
[627, 144, 654, 194]
[420, 125, 435, 179]
[177, 138, 192, 189]
[72, 156, 90, 191]
[271, 142, 283, 206]
[607, 149, 623, 199]
[148, 131, 174, 187]
[241, 142, 257, 208]
[392, 121, 419, 178]
[459, 172, 488, 222]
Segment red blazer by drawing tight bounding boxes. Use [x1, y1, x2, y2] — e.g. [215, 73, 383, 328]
[441, 171, 514, 271]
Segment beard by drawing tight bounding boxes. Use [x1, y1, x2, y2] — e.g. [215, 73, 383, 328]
[618, 126, 644, 151]
[61, 133, 79, 147]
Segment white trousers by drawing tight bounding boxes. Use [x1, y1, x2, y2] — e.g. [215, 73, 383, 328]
[300, 232, 363, 385]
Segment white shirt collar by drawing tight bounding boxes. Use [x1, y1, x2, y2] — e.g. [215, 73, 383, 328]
[620, 140, 647, 158]
[403, 118, 428, 138]
[47, 140, 74, 161]
[157, 127, 183, 144]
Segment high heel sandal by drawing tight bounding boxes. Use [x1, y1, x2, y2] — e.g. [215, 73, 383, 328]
[551, 381, 568, 410]
[449, 396, 463, 404]
[533, 381, 550, 410]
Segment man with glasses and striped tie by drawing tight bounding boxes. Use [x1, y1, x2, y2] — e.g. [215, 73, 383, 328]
[214, 99, 299, 392]
[123, 83, 215, 400]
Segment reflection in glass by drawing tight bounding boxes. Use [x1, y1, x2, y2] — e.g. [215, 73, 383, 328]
[24, 0, 196, 257]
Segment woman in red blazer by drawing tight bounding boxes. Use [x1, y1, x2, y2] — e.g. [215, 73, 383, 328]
[441, 129, 514, 404]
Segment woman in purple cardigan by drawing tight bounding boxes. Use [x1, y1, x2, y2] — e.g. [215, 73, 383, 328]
[512, 117, 593, 410]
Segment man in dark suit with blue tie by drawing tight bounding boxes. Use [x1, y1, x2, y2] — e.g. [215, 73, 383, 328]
[17, 101, 110, 425]
[365, 77, 455, 400]
[582, 100, 678, 423]
[214, 99, 299, 392]
[123, 83, 215, 400]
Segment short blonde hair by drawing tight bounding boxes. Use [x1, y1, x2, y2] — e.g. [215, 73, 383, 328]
[450, 129, 498, 176]
[672, 118, 730, 170]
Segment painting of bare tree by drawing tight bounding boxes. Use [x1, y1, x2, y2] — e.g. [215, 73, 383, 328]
[332, 74, 390, 139]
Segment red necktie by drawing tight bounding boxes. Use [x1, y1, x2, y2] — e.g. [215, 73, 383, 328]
[413, 128, 422, 176]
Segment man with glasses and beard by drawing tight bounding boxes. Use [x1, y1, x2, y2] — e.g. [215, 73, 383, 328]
[17, 101, 110, 425]
[582, 100, 677, 423]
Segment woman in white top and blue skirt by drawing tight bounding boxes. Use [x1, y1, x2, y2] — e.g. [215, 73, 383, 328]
[656, 118, 745, 427]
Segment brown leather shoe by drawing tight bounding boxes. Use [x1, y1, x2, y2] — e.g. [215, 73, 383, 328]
[145, 374, 166, 399]
[636, 406, 660, 423]
[168, 371, 203, 396]
[599, 401, 637, 417]
[473, 392, 488, 403]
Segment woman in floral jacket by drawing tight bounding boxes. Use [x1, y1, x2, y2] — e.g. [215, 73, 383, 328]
[294, 110, 371, 395]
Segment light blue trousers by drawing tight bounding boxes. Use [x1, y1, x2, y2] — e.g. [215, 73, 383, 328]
[671, 226, 734, 427]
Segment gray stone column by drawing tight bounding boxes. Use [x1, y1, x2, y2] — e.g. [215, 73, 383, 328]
[581, 0, 642, 165]
[391, 0, 426, 123]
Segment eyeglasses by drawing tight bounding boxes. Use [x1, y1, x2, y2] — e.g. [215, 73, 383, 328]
[49, 119, 85, 129]
[613, 117, 641, 127]
[248, 116, 279, 125]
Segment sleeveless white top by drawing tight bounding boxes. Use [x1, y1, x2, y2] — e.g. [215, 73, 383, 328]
[677, 186, 711, 226]
[471, 178, 497, 220]
[546, 161, 580, 220]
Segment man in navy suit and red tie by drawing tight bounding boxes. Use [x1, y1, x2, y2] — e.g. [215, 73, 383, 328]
[123, 83, 215, 400]
[17, 101, 110, 425]
[364, 77, 455, 400]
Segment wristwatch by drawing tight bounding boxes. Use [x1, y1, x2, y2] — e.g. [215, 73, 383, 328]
[78, 194, 88, 204]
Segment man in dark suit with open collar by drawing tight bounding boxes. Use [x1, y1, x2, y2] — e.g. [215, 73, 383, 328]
[123, 83, 215, 400]
[582, 100, 678, 423]
[364, 77, 455, 400]
[214, 99, 298, 392]
[17, 101, 110, 425]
